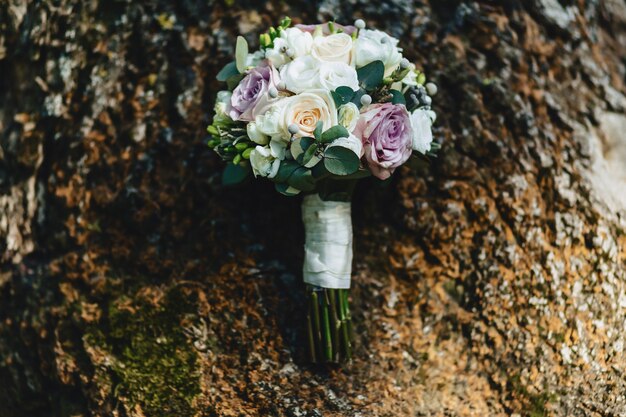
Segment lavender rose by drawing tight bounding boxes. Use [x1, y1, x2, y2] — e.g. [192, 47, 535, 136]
[354, 103, 413, 180]
[295, 23, 357, 36]
[228, 62, 280, 122]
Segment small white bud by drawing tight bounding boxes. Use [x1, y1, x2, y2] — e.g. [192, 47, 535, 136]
[288, 124, 300, 135]
[277, 81, 286, 90]
[423, 96, 432, 105]
[360, 94, 372, 106]
[380, 37, 388, 44]
[400, 58, 410, 69]
[285, 48, 294, 58]
[425, 82, 438, 96]
[268, 87, 278, 98]
[354, 19, 365, 29]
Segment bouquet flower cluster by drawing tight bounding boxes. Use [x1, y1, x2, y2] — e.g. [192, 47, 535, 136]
[208, 18, 438, 363]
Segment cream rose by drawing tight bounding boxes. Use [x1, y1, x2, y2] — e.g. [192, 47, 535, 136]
[280, 56, 323, 93]
[355, 29, 403, 77]
[311, 33, 354, 65]
[318, 62, 359, 91]
[281, 90, 338, 137]
[249, 145, 280, 178]
[338, 102, 360, 132]
[265, 28, 313, 67]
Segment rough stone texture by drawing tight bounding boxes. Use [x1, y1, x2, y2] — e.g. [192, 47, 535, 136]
[1, 0, 625, 416]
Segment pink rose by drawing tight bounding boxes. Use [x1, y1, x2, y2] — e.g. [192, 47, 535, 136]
[354, 103, 413, 180]
[228, 62, 280, 122]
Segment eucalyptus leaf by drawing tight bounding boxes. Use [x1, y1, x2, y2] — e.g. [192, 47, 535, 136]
[302, 143, 319, 165]
[357, 60, 384, 90]
[323, 145, 360, 176]
[235, 36, 249, 73]
[351, 89, 366, 108]
[226, 73, 245, 90]
[287, 167, 316, 191]
[275, 182, 301, 196]
[389, 89, 406, 105]
[333, 86, 355, 106]
[273, 160, 300, 183]
[216, 62, 238, 82]
[320, 125, 349, 143]
[313, 121, 324, 141]
[222, 162, 249, 186]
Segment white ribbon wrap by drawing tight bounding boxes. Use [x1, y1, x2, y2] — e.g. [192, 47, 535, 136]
[302, 194, 353, 289]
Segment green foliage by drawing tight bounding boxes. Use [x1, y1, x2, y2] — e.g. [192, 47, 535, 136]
[357, 60, 385, 90]
[222, 162, 249, 186]
[331, 86, 356, 107]
[320, 125, 349, 143]
[389, 89, 406, 105]
[216, 61, 238, 82]
[324, 145, 360, 176]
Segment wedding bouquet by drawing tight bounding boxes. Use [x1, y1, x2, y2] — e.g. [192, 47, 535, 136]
[207, 18, 438, 363]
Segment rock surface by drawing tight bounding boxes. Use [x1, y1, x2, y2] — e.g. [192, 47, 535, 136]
[1, 1, 625, 416]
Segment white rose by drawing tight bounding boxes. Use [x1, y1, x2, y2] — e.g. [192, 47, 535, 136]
[249, 145, 281, 178]
[247, 121, 269, 145]
[410, 109, 436, 154]
[311, 33, 354, 65]
[338, 102, 360, 132]
[354, 29, 403, 77]
[265, 28, 313, 68]
[280, 90, 338, 137]
[280, 56, 323, 93]
[318, 62, 359, 91]
[255, 101, 289, 140]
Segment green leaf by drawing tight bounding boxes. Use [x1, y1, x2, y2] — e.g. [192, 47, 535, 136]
[216, 62, 239, 82]
[389, 89, 406, 105]
[222, 162, 249, 186]
[323, 146, 360, 176]
[333, 86, 355, 106]
[302, 143, 319, 165]
[320, 125, 350, 143]
[273, 160, 300, 183]
[329, 169, 371, 180]
[226, 73, 245, 90]
[275, 183, 300, 196]
[294, 136, 315, 164]
[313, 121, 324, 141]
[235, 36, 249, 73]
[287, 167, 316, 191]
[351, 89, 366, 108]
[357, 60, 385, 90]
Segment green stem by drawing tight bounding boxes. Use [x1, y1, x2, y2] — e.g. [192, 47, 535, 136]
[311, 290, 322, 361]
[307, 301, 317, 363]
[328, 289, 340, 362]
[321, 293, 333, 362]
[339, 289, 352, 361]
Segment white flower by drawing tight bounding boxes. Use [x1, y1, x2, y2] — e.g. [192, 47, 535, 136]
[401, 70, 418, 86]
[311, 33, 354, 65]
[246, 121, 269, 145]
[249, 145, 281, 178]
[255, 101, 289, 140]
[214, 90, 232, 120]
[410, 109, 436, 154]
[318, 62, 359, 91]
[338, 102, 360, 132]
[354, 29, 403, 77]
[280, 90, 338, 137]
[280, 56, 323, 93]
[245, 50, 265, 68]
[265, 28, 313, 68]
